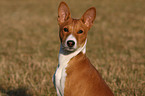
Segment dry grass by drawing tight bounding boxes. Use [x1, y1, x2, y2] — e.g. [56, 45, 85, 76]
[0, 0, 145, 96]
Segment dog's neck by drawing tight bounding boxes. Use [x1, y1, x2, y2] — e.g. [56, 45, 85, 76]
[58, 39, 87, 66]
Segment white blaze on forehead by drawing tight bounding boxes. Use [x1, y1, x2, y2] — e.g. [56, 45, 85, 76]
[65, 34, 77, 48]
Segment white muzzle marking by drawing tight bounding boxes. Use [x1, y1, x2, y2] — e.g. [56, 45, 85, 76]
[63, 34, 77, 52]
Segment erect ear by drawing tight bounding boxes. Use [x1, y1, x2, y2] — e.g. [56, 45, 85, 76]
[58, 2, 71, 24]
[81, 7, 96, 28]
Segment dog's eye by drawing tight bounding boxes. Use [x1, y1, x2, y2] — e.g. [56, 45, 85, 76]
[64, 28, 69, 32]
[77, 30, 83, 34]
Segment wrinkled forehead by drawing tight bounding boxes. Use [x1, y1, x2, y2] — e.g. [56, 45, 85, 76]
[61, 19, 85, 30]
[72, 19, 84, 29]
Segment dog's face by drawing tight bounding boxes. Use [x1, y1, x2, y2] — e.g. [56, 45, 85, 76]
[58, 2, 96, 52]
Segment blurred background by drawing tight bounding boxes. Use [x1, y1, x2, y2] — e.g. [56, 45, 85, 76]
[0, 0, 144, 96]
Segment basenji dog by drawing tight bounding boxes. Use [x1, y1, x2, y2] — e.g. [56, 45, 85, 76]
[53, 2, 114, 96]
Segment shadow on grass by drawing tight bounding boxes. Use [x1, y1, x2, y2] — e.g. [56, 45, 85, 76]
[0, 86, 32, 96]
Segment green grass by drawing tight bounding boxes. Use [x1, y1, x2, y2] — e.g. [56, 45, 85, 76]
[0, 0, 145, 96]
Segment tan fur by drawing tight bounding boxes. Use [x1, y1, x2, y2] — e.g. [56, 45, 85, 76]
[64, 52, 114, 96]
[59, 19, 89, 48]
[57, 2, 114, 96]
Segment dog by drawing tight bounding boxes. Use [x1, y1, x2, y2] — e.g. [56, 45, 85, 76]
[53, 2, 114, 96]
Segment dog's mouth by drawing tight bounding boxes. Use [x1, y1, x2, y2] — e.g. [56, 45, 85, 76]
[61, 45, 76, 52]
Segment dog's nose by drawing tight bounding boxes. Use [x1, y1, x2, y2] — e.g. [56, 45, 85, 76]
[67, 40, 75, 47]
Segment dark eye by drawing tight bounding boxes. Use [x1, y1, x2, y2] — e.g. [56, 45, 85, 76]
[64, 28, 69, 32]
[77, 30, 83, 34]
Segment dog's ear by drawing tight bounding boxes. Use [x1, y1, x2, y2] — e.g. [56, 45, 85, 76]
[58, 2, 71, 24]
[81, 7, 96, 28]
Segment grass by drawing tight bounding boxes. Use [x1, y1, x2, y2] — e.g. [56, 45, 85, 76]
[0, 0, 144, 96]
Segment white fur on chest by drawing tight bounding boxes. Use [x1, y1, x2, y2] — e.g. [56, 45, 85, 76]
[54, 52, 70, 96]
[53, 40, 87, 96]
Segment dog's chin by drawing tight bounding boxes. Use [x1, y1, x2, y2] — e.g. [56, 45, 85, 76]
[64, 47, 76, 52]
[61, 45, 76, 52]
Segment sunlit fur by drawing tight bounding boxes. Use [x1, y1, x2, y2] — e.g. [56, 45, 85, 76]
[53, 2, 114, 96]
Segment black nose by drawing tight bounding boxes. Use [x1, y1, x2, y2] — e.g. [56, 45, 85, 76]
[67, 40, 75, 47]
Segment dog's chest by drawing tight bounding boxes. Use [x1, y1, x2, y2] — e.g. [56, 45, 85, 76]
[53, 46, 86, 95]
[53, 53, 71, 95]
[54, 63, 67, 94]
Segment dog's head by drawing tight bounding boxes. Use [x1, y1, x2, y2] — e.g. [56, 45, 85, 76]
[58, 2, 96, 52]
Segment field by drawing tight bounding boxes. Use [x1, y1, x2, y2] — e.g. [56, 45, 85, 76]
[0, 0, 145, 96]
